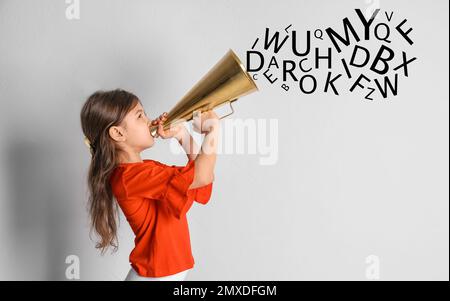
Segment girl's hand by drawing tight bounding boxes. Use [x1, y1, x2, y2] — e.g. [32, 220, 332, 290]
[193, 110, 220, 134]
[151, 112, 185, 139]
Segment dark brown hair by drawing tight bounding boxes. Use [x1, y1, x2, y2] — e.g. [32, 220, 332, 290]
[80, 89, 140, 255]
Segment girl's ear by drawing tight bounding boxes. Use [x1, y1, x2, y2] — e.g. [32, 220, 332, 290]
[109, 126, 126, 142]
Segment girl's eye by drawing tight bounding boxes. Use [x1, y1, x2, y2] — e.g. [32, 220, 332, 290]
[138, 114, 142, 118]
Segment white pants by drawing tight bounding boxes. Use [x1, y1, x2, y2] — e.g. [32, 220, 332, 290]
[124, 267, 190, 281]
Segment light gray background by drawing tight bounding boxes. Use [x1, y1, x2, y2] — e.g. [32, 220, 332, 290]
[0, 0, 448, 280]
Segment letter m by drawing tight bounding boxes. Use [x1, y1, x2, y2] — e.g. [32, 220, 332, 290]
[325, 18, 360, 53]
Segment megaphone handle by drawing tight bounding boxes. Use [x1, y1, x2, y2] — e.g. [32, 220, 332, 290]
[219, 99, 237, 120]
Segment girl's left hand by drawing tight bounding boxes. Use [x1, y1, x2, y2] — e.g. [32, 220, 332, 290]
[151, 112, 185, 139]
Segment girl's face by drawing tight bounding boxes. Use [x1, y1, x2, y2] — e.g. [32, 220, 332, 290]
[120, 102, 154, 151]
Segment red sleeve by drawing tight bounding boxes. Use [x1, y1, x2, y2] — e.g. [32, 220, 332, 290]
[189, 181, 213, 205]
[122, 160, 213, 219]
[163, 160, 214, 206]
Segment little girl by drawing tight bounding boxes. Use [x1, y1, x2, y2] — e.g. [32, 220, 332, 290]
[80, 89, 219, 281]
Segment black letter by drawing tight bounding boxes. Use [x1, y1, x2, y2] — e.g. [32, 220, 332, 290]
[325, 18, 360, 53]
[355, 8, 380, 40]
[393, 51, 417, 77]
[315, 47, 332, 69]
[374, 74, 398, 98]
[395, 19, 414, 45]
[370, 45, 395, 75]
[350, 74, 371, 92]
[324, 72, 342, 95]
[283, 60, 298, 81]
[292, 30, 311, 56]
[350, 45, 370, 68]
[264, 28, 289, 53]
[263, 69, 278, 84]
[246, 51, 264, 72]
[299, 75, 317, 94]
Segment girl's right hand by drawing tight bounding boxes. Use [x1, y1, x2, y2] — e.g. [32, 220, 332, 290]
[151, 112, 186, 139]
[193, 110, 219, 134]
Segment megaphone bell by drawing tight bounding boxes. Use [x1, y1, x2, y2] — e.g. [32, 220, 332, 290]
[149, 49, 259, 138]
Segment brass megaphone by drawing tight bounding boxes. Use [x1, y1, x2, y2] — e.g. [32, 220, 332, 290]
[149, 49, 259, 138]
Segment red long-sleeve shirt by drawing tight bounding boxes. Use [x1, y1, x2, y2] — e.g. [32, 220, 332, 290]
[109, 159, 213, 277]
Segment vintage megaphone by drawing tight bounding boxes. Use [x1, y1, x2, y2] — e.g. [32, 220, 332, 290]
[149, 49, 259, 138]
